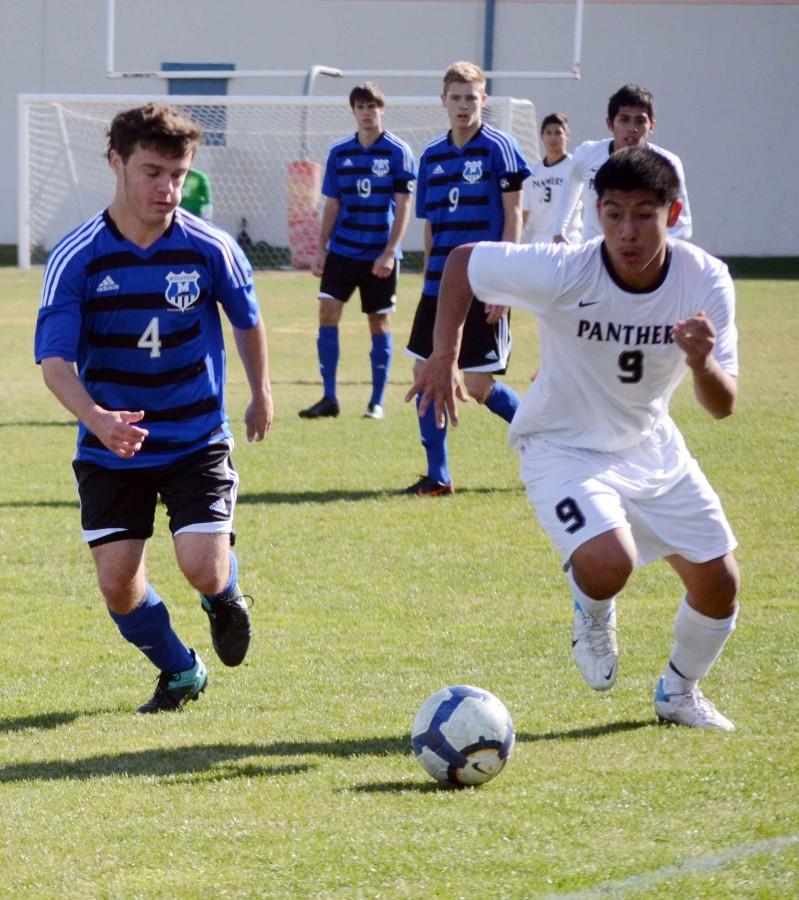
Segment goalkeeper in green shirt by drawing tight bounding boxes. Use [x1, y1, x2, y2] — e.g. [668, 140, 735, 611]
[180, 167, 213, 219]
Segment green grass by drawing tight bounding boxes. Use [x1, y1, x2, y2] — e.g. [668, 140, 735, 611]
[1, 267, 797, 898]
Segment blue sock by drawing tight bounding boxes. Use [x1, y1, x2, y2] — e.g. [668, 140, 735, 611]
[484, 381, 520, 424]
[202, 550, 239, 605]
[110, 584, 194, 674]
[318, 326, 339, 400]
[417, 395, 450, 484]
[369, 332, 392, 407]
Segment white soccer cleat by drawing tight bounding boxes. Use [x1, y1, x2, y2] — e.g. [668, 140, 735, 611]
[363, 403, 384, 419]
[571, 602, 618, 690]
[654, 677, 735, 732]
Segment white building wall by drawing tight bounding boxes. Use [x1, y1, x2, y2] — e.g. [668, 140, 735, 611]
[3, 0, 798, 256]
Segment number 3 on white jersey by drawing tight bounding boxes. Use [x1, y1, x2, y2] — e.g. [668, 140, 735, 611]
[138, 317, 162, 358]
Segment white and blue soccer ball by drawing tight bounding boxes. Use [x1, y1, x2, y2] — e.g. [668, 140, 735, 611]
[411, 685, 515, 787]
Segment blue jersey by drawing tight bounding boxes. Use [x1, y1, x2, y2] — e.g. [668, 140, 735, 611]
[417, 124, 530, 301]
[34, 208, 260, 470]
[322, 130, 417, 260]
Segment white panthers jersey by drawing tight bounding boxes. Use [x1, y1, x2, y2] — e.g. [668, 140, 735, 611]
[553, 139, 692, 241]
[522, 154, 582, 244]
[468, 238, 737, 453]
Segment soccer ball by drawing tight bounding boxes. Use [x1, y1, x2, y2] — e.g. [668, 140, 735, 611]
[411, 685, 515, 787]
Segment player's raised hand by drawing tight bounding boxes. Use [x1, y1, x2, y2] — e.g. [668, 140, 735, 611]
[405, 356, 467, 428]
[92, 409, 149, 459]
[673, 311, 716, 368]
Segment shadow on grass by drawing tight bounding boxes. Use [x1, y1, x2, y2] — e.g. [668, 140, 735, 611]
[350, 780, 443, 794]
[0, 743, 316, 783]
[1, 486, 519, 510]
[516, 718, 653, 743]
[237, 485, 519, 505]
[0, 719, 653, 784]
[350, 719, 654, 793]
[0, 734, 409, 784]
[0, 420, 76, 428]
[0, 710, 90, 733]
[0, 499, 79, 509]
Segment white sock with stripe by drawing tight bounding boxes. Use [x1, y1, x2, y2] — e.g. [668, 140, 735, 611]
[664, 595, 738, 694]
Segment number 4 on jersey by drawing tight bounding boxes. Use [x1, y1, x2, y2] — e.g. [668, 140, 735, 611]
[138, 317, 162, 358]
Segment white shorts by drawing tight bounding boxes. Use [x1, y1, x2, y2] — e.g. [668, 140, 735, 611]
[518, 434, 737, 569]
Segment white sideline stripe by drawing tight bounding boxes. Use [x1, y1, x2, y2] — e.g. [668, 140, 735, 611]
[546, 834, 799, 899]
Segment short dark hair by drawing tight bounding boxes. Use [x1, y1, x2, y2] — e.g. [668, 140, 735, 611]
[607, 84, 655, 122]
[594, 147, 679, 206]
[540, 112, 569, 134]
[349, 82, 385, 109]
[106, 103, 202, 162]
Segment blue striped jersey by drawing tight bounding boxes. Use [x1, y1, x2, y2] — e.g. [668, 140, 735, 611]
[322, 130, 417, 260]
[417, 124, 530, 301]
[34, 208, 261, 469]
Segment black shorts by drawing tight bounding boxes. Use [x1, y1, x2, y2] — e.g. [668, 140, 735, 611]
[72, 442, 239, 548]
[319, 250, 397, 314]
[406, 294, 512, 373]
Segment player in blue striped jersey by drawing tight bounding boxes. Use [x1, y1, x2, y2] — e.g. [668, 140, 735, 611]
[299, 83, 417, 421]
[405, 62, 531, 495]
[34, 103, 273, 713]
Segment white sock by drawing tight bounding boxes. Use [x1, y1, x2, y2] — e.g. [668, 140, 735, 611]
[664, 595, 738, 694]
[568, 567, 616, 619]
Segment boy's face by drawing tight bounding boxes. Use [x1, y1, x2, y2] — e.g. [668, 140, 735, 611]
[607, 105, 655, 149]
[442, 80, 486, 133]
[111, 143, 193, 227]
[597, 188, 680, 289]
[541, 123, 570, 158]
[352, 100, 384, 134]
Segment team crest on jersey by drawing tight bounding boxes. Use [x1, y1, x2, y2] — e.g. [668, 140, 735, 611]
[371, 158, 390, 177]
[462, 160, 483, 184]
[165, 270, 201, 312]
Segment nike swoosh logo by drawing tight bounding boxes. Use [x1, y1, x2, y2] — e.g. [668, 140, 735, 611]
[603, 665, 616, 680]
[578, 300, 600, 307]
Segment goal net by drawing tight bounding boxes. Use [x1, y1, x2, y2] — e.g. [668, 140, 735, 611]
[18, 94, 539, 269]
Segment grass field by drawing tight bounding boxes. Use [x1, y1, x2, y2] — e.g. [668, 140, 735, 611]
[1, 266, 797, 898]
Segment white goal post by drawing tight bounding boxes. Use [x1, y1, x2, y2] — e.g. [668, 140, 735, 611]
[17, 93, 539, 269]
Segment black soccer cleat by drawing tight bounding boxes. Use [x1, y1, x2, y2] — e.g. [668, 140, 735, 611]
[299, 396, 340, 419]
[137, 651, 208, 714]
[402, 475, 455, 497]
[201, 586, 253, 667]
